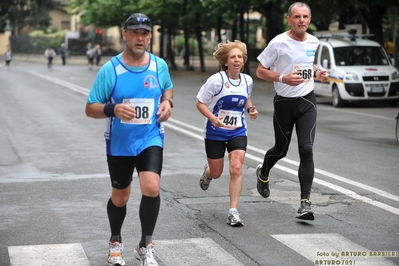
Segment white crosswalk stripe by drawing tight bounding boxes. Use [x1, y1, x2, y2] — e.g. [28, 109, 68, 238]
[8, 243, 90, 266]
[8, 235, 398, 265]
[155, 238, 244, 266]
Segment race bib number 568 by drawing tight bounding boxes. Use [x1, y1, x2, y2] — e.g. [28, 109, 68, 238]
[293, 63, 313, 80]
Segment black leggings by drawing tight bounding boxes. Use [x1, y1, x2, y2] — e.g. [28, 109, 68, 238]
[260, 91, 317, 199]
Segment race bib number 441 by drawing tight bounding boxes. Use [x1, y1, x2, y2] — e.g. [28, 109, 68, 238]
[121, 98, 154, 124]
[218, 109, 243, 130]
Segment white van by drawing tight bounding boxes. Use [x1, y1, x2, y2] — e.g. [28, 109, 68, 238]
[313, 31, 399, 107]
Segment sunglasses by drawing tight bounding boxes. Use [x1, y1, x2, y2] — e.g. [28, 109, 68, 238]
[124, 17, 152, 29]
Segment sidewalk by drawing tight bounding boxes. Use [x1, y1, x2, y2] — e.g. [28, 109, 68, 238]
[3, 53, 259, 74]
[2, 53, 271, 93]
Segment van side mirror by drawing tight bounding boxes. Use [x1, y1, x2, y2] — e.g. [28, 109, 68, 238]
[323, 59, 329, 69]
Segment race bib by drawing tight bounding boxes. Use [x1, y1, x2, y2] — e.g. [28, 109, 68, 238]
[218, 109, 242, 130]
[293, 63, 313, 80]
[121, 98, 154, 124]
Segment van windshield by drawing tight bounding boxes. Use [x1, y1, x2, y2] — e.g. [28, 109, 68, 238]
[333, 46, 389, 66]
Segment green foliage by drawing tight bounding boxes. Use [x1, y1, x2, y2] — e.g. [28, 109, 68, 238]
[0, 0, 56, 34]
[4, 0, 398, 63]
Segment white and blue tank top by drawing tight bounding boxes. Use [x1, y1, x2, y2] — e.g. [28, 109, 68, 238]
[196, 71, 253, 141]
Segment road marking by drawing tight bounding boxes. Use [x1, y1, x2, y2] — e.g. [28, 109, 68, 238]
[23, 70, 90, 96]
[25, 71, 399, 216]
[165, 118, 399, 216]
[8, 243, 90, 266]
[7, 239, 244, 266]
[8, 237, 398, 265]
[322, 106, 395, 120]
[156, 238, 245, 266]
[271, 233, 398, 266]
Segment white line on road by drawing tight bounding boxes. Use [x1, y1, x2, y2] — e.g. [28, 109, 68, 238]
[165, 118, 399, 216]
[24, 70, 90, 95]
[7, 239, 245, 266]
[8, 243, 90, 266]
[156, 238, 245, 266]
[26, 72, 399, 216]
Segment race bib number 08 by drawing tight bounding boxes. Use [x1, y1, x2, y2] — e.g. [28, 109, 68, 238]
[121, 98, 154, 124]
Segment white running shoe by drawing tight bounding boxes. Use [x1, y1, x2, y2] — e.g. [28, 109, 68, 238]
[107, 241, 125, 266]
[134, 242, 158, 266]
[227, 209, 244, 227]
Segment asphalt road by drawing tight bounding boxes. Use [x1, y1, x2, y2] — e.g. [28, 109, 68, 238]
[1, 60, 398, 266]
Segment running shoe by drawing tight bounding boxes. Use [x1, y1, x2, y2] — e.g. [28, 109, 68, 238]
[134, 242, 158, 266]
[107, 241, 125, 266]
[227, 209, 244, 227]
[256, 164, 270, 198]
[199, 164, 211, 191]
[295, 199, 315, 220]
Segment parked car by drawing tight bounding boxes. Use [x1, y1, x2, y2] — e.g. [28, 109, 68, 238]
[313, 30, 399, 107]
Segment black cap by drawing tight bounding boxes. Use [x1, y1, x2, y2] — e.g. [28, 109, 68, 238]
[124, 13, 152, 31]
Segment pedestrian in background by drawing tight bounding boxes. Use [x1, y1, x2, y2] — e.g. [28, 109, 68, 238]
[4, 46, 12, 69]
[85, 42, 94, 70]
[196, 40, 258, 227]
[85, 12, 173, 266]
[44, 46, 57, 68]
[95, 44, 102, 66]
[384, 37, 396, 60]
[255, 2, 329, 221]
[59, 43, 67, 65]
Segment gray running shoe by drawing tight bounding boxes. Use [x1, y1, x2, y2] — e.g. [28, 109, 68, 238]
[256, 164, 270, 198]
[199, 164, 211, 191]
[295, 199, 315, 220]
[134, 242, 158, 266]
[107, 242, 125, 266]
[227, 209, 244, 227]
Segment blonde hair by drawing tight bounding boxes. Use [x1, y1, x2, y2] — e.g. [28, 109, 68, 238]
[213, 40, 247, 71]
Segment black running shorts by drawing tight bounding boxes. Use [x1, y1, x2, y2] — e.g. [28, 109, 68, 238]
[107, 146, 163, 189]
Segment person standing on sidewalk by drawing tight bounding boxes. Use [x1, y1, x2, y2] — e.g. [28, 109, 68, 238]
[85, 12, 173, 266]
[196, 40, 258, 227]
[58, 43, 67, 65]
[255, 2, 328, 221]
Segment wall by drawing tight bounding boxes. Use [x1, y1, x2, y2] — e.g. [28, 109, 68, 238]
[0, 31, 11, 55]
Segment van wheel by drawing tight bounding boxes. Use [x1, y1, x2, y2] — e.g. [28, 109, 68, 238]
[332, 85, 345, 107]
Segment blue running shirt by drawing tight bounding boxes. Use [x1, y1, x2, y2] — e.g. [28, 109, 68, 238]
[87, 52, 173, 156]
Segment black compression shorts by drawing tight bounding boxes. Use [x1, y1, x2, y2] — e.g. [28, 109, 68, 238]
[107, 146, 163, 189]
[204, 136, 247, 159]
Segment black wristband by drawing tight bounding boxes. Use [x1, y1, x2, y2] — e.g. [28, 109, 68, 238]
[104, 103, 116, 117]
[314, 70, 318, 77]
[247, 107, 253, 113]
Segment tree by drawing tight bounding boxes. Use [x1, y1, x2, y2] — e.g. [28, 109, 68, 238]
[0, 0, 56, 34]
[66, 0, 398, 71]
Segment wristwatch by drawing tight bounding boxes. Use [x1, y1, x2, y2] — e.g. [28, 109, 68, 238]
[163, 98, 173, 108]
